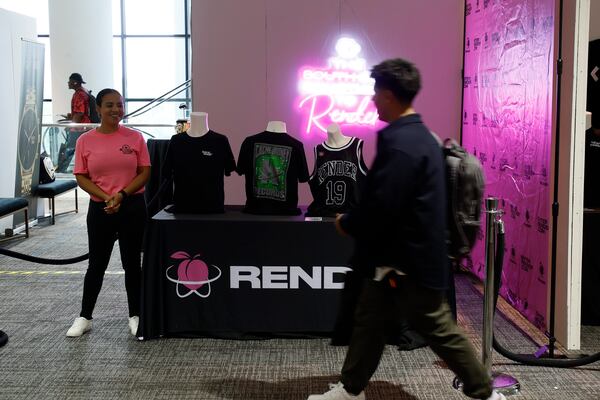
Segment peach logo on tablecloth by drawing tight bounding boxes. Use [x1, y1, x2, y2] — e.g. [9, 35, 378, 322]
[165, 251, 221, 298]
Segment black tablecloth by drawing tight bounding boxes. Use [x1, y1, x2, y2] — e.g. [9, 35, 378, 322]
[139, 207, 353, 340]
[145, 139, 172, 217]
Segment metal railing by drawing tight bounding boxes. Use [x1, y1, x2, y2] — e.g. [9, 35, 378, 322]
[41, 123, 175, 175]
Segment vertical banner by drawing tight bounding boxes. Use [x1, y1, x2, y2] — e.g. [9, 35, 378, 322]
[14, 40, 45, 218]
[462, 0, 554, 331]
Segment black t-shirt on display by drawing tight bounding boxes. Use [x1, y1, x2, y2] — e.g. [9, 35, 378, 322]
[584, 128, 600, 209]
[163, 131, 236, 213]
[237, 130, 309, 215]
[306, 137, 368, 217]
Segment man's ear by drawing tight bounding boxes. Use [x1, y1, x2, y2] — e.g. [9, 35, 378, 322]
[381, 89, 396, 104]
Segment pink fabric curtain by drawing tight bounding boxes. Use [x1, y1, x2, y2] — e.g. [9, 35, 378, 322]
[462, 0, 555, 331]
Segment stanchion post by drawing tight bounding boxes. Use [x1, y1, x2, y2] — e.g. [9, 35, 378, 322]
[483, 197, 520, 395]
[453, 197, 520, 396]
[483, 198, 499, 373]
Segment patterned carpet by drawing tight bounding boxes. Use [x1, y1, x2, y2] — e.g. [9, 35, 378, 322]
[0, 191, 599, 399]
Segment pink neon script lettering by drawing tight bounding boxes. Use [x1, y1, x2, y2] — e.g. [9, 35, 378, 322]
[299, 94, 334, 133]
[330, 96, 377, 125]
[299, 94, 378, 133]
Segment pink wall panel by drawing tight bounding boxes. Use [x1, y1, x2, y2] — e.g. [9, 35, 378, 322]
[191, 0, 267, 200]
[192, 0, 465, 205]
[462, 0, 554, 331]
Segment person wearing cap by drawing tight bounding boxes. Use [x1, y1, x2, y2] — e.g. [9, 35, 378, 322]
[57, 73, 92, 172]
[64, 73, 91, 123]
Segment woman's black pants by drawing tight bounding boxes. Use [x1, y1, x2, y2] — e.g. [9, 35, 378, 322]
[80, 194, 146, 319]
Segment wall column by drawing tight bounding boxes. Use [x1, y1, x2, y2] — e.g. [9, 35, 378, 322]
[48, 0, 114, 120]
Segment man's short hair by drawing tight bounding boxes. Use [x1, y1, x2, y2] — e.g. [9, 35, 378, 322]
[69, 73, 86, 84]
[370, 58, 421, 104]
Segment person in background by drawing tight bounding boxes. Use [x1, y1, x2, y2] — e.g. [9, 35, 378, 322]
[64, 73, 91, 123]
[307, 58, 503, 400]
[57, 73, 93, 173]
[66, 88, 150, 338]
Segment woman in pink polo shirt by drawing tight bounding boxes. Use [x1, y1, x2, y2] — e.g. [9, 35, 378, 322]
[67, 88, 150, 338]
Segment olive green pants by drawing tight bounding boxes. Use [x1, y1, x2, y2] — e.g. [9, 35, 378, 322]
[341, 276, 492, 399]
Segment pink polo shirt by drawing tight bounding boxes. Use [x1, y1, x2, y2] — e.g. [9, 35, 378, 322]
[74, 126, 151, 201]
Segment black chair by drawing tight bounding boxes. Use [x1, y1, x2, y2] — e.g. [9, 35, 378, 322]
[36, 180, 79, 225]
[0, 197, 29, 241]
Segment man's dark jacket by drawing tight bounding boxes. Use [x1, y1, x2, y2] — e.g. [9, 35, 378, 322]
[339, 113, 449, 290]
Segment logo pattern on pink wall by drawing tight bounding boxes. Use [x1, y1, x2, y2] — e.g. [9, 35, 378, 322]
[462, 0, 554, 331]
[165, 251, 222, 298]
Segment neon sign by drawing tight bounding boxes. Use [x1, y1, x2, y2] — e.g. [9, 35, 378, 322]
[298, 37, 378, 135]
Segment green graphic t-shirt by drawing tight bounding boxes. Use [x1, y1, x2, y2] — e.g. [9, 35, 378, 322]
[237, 131, 309, 215]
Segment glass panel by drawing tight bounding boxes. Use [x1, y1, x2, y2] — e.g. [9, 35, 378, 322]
[37, 37, 52, 101]
[125, 100, 184, 139]
[40, 125, 86, 174]
[112, 0, 122, 35]
[40, 125, 66, 167]
[113, 38, 123, 93]
[0, 0, 50, 34]
[124, 0, 185, 35]
[124, 37, 186, 99]
[42, 101, 53, 124]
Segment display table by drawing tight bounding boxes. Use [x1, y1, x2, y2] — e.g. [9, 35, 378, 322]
[139, 207, 353, 340]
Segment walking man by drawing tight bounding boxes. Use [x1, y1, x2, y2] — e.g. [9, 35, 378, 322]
[307, 58, 503, 400]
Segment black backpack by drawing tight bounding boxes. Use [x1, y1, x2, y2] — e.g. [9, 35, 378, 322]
[443, 138, 485, 259]
[87, 91, 100, 123]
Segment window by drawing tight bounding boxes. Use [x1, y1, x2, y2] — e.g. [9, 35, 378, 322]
[124, 0, 186, 35]
[125, 38, 187, 98]
[0, 0, 50, 34]
[113, 0, 191, 127]
[0, 0, 53, 121]
[0, 1, 191, 127]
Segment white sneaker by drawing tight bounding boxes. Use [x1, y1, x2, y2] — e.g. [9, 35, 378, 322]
[486, 391, 507, 400]
[307, 382, 365, 400]
[128, 316, 139, 336]
[66, 317, 92, 337]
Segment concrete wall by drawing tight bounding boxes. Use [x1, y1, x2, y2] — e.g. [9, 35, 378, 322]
[48, 0, 114, 119]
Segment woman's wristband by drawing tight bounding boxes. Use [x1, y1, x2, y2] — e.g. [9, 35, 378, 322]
[118, 190, 128, 200]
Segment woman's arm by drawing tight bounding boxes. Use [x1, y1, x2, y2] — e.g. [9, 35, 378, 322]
[122, 165, 151, 196]
[75, 173, 110, 201]
[105, 166, 151, 211]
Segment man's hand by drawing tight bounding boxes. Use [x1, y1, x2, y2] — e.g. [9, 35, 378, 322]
[335, 213, 348, 236]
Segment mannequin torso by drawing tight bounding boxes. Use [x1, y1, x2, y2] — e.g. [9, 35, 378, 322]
[266, 120, 287, 133]
[306, 123, 368, 217]
[325, 123, 351, 148]
[187, 111, 210, 137]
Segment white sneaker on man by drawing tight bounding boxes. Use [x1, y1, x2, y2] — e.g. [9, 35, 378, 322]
[307, 382, 365, 400]
[66, 317, 92, 337]
[486, 391, 507, 400]
[128, 316, 139, 336]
